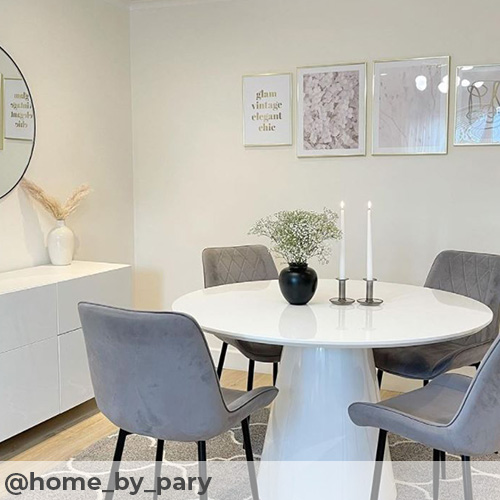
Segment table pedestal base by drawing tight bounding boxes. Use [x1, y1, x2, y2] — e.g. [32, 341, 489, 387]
[259, 346, 396, 500]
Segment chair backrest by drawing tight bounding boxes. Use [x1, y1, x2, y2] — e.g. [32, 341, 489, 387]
[78, 303, 230, 442]
[202, 244, 278, 288]
[425, 250, 500, 346]
[450, 333, 500, 455]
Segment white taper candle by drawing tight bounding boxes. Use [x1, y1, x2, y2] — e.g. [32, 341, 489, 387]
[366, 201, 373, 280]
[339, 201, 346, 280]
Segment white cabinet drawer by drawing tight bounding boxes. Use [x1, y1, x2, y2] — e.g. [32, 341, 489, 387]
[59, 329, 94, 413]
[0, 338, 59, 442]
[57, 267, 132, 334]
[0, 285, 57, 354]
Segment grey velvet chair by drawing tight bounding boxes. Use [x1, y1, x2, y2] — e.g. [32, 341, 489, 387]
[202, 245, 282, 390]
[375, 250, 500, 387]
[349, 331, 500, 500]
[79, 302, 278, 500]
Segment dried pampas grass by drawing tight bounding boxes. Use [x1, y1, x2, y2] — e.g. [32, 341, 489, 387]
[21, 178, 91, 221]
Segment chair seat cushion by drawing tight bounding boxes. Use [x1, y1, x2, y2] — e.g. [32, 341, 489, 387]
[374, 373, 471, 424]
[222, 386, 278, 420]
[221, 337, 282, 363]
[349, 373, 472, 453]
[374, 341, 490, 380]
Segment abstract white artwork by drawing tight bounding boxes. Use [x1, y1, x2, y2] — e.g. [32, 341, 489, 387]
[242, 73, 292, 147]
[455, 64, 500, 146]
[373, 57, 450, 155]
[297, 63, 366, 157]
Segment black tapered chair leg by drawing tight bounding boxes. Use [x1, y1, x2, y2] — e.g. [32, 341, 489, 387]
[370, 430, 387, 500]
[377, 370, 383, 388]
[155, 439, 164, 462]
[217, 342, 229, 379]
[433, 449, 440, 500]
[245, 360, 256, 430]
[273, 363, 279, 386]
[247, 359, 255, 391]
[198, 441, 208, 500]
[241, 418, 259, 500]
[440, 450, 446, 480]
[153, 440, 165, 500]
[241, 418, 255, 462]
[113, 429, 129, 462]
[106, 429, 130, 500]
[461, 456, 473, 500]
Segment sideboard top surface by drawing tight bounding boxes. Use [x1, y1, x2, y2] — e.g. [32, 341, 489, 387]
[0, 261, 131, 296]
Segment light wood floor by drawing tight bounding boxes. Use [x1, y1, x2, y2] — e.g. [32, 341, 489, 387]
[0, 370, 398, 462]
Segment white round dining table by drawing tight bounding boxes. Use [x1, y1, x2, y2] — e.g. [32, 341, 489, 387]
[173, 279, 493, 500]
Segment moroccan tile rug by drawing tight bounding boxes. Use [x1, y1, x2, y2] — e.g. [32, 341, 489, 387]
[67, 408, 500, 500]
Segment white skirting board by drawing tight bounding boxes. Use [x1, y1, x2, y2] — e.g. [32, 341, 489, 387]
[209, 345, 477, 392]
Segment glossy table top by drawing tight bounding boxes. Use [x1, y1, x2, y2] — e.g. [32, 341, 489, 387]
[172, 279, 493, 348]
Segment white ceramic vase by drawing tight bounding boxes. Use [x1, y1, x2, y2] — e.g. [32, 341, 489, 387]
[47, 220, 75, 266]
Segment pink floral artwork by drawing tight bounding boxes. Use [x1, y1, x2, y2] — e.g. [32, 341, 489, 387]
[302, 71, 360, 150]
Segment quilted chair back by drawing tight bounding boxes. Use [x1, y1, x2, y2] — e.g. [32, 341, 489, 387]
[202, 245, 278, 288]
[425, 250, 500, 346]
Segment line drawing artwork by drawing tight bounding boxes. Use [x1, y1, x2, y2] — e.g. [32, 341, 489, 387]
[456, 78, 500, 145]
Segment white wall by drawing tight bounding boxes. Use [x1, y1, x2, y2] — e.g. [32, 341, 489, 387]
[0, 0, 134, 271]
[130, 0, 500, 384]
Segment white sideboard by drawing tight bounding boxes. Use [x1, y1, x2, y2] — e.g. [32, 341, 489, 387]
[0, 261, 132, 442]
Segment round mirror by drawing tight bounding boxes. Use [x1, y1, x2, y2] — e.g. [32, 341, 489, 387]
[0, 46, 35, 199]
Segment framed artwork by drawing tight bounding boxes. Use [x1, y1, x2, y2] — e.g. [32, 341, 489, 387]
[372, 56, 450, 155]
[297, 63, 366, 157]
[4, 78, 35, 141]
[455, 64, 500, 146]
[242, 73, 292, 147]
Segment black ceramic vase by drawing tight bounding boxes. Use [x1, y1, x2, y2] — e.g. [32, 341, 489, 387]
[279, 263, 318, 305]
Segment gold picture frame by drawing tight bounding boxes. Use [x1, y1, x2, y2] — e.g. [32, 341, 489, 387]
[296, 62, 367, 158]
[4, 77, 35, 142]
[372, 56, 450, 156]
[242, 72, 293, 147]
[454, 63, 500, 147]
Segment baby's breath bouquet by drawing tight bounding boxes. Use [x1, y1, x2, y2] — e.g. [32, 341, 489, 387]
[249, 208, 341, 265]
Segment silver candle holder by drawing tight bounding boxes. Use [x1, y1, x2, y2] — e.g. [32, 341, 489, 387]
[330, 278, 355, 306]
[357, 278, 383, 306]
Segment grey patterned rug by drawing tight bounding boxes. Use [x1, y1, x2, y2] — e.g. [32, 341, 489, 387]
[70, 408, 500, 499]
